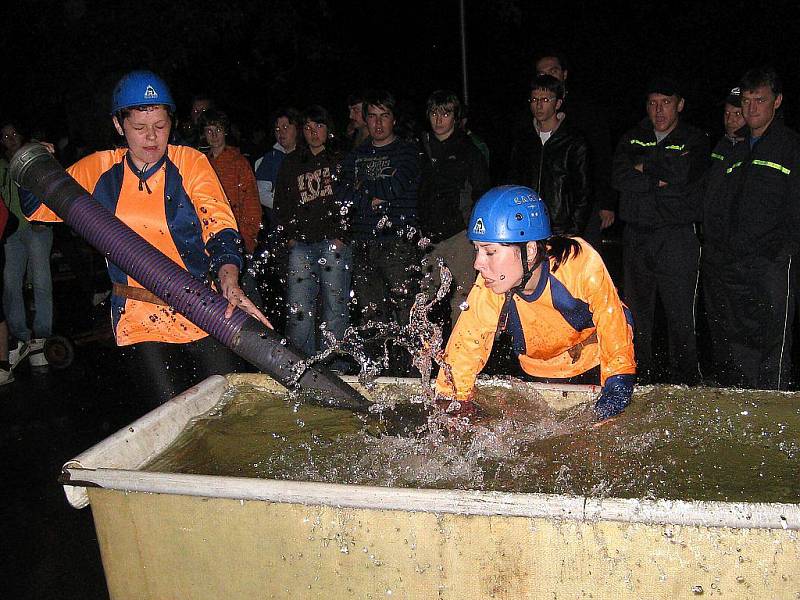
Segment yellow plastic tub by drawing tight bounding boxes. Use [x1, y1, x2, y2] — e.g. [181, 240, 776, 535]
[62, 375, 799, 599]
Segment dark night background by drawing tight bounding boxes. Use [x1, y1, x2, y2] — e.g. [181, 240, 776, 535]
[4, 0, 800, 168]
[4, 2, 800, 598]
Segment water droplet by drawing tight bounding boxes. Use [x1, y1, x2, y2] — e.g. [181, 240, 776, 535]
[691, 585, 703, 595]
[459, 301, 469, 311]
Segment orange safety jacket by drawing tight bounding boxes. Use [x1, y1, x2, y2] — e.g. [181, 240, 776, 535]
[435, 238, 636, 399]
[23, 145, 242, 346]
[208, 145, 262, 254]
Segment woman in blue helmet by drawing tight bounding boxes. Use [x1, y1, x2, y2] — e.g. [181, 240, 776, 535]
[22, 70, 271, 404]
[434, 185, 636, 421]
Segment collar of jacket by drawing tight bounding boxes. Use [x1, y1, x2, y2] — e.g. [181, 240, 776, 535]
[745, 113, 785, 145]
[424, 128, 467, 148]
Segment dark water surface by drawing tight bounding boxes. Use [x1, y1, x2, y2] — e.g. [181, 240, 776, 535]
[145, 382, 800, 504]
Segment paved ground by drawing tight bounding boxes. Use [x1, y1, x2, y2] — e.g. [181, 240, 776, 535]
[4, 340, 134, 599]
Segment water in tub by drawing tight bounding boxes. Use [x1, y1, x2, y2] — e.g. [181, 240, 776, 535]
[144, 261, 800, 504]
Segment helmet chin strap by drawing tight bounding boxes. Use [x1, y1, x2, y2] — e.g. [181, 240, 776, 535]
[512, 243, 537, 294]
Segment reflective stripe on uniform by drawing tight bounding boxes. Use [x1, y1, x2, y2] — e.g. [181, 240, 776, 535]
[752, 159, 791, 175]
[726, 161, 743, 174]
[665, 144, 685, 151]
[629, 139, 656, 147]
[726, 159, 791, 175]
[710, 152, 725, 161]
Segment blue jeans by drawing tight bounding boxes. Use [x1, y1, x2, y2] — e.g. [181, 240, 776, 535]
[3, 225, 53, 341]
[286, 240, 352, 356]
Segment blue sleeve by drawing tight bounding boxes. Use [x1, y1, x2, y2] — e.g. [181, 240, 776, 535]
[19, 188, 44, 217]
[206, 227, 243, 276]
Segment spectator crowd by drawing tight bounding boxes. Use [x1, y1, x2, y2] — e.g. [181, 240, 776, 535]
[0, 52, 797, 399]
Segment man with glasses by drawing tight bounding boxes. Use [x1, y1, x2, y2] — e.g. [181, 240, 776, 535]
[508, 74, 591, 236]
[612, 77, 709, 385]
[531, 51, 616, 249]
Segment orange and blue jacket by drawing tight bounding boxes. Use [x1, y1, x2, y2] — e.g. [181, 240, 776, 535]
[435, 239, 635, 399]
[22, 145, 242, 346]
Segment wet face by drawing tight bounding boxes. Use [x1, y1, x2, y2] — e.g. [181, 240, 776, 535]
[303, 119, 329, 152]
[529, 89, 562, 124]
[1, 125, 23, 155]
[429, 104, 457, 140]
[472, 243, 524, 294]
[191, 99, 212, 124]
[535, 56, 567, 81]
[723, 102, 745, 137]
[274, 116, 298, 151]
[741, 85, 782, 137]
[366, 104, 396, 146]
[349, 103, 365, 126]
[646, 93, 684, 134]
[204, 123, 226, 151]
[113, 106, 171, 170]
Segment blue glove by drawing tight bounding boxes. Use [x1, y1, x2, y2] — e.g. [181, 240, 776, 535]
[594, 374, 635, 421]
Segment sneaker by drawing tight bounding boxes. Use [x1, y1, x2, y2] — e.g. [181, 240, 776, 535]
[9, 340, 30, 368]
[0, 367, 13, 385]
[29, 338, 49, 368]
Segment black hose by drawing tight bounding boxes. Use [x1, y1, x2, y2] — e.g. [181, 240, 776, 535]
[10, 143, 371, 412]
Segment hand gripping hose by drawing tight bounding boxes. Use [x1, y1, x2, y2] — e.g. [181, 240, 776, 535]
[11, 143, 371, 412]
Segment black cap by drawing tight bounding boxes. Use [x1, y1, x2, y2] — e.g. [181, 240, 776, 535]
[725, 86, 742, 108]
[645, 76, 681, 98]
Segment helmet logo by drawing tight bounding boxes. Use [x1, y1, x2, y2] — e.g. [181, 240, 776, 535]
[144, 85, 159, 100]
[473, 218, 485, 235]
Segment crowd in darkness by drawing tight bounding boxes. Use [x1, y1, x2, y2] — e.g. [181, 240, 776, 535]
[0, 50, 797, 398]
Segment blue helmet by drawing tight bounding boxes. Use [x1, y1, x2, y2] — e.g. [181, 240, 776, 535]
[467, 185, 551, 243]
[111, 70, 176, 114]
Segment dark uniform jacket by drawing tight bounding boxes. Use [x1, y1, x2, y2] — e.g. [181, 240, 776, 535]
[612, 119, 709, 230]
[417, 129, 490, 243]
[703, 118, 800, 258]
[508, 121, 592, 235]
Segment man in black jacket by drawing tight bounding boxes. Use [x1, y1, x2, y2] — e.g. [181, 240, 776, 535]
[612, 77, 709, 385]
[702, 67, 800, 390]
[418, 90, 490, 331]
[508, 74, 592, 236]
[533, 52, 616, 247]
